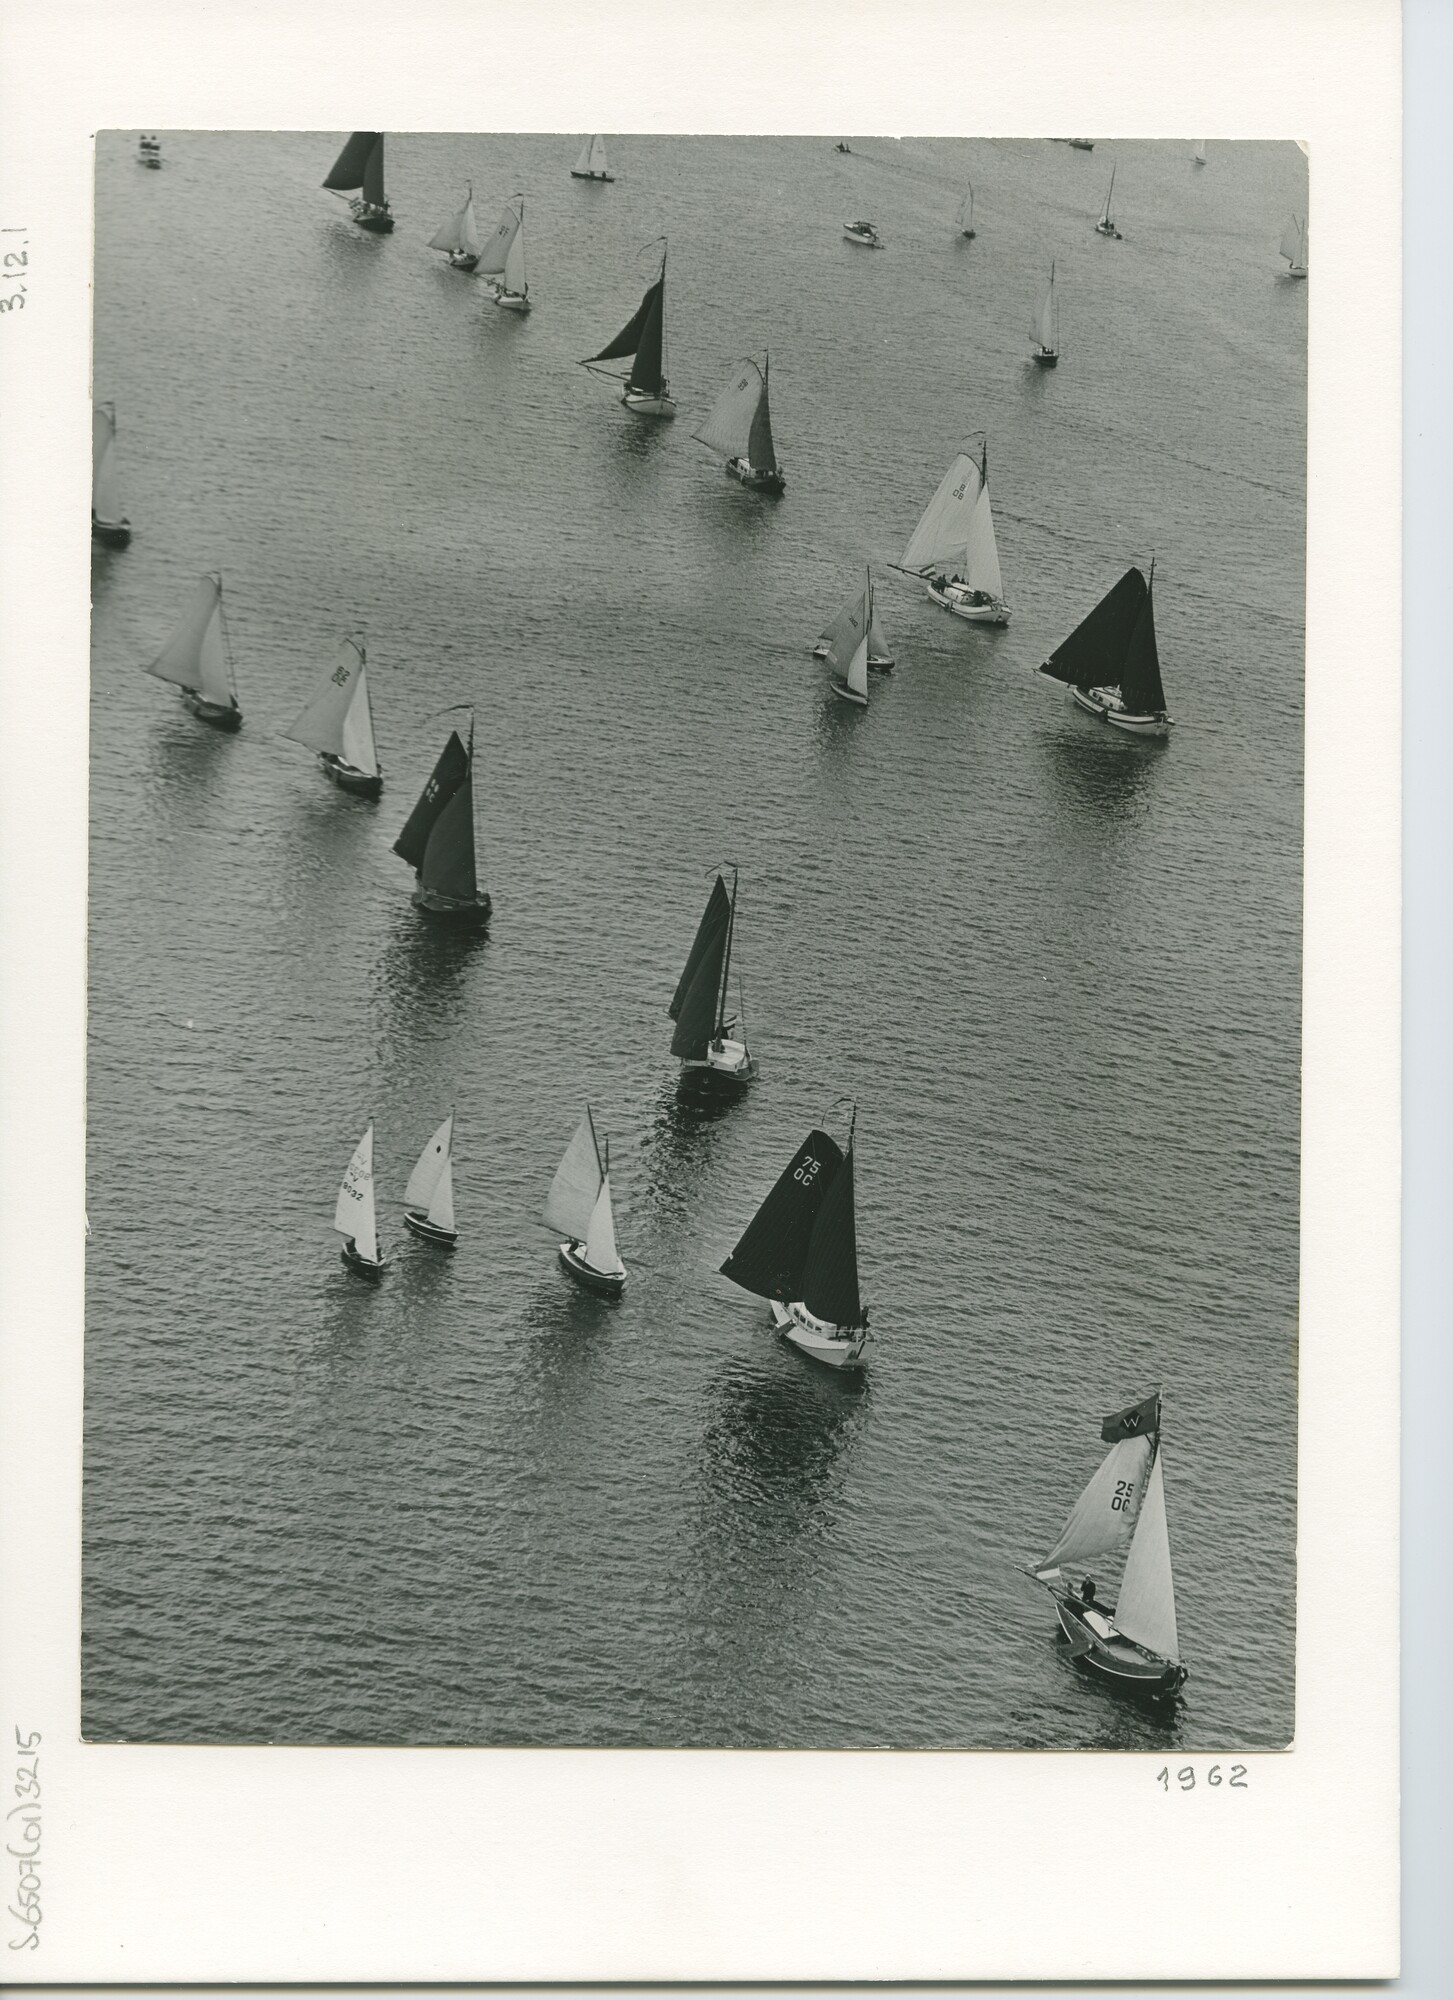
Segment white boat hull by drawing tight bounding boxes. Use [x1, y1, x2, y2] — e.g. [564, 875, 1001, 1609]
[680, 1036, 757, 1083]
[494, 289, 531, 313]
[1070, 684, 1173, 735]
[622, 389, 677, 418]
[770, 1299, 867, 1370]
[830, 676, 867, 706]
[927, 579, 1010, 626]
[725, 457, 785, 494]
[403, 1209, 457, 1248]
[843, 225, 881, 247]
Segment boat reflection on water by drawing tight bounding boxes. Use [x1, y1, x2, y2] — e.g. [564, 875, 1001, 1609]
[371, 897, 491, 1064]
[699, 1350, 867, 1525]
[631, 1072, 737, 1234]
[1039, 720, 1168, 825]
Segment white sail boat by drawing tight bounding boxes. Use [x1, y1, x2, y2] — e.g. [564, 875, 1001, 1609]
[829, 567, 872, 707]
[1027, 1391, 1187, 1702]
[335, 1121, 390, 1276]
[1032, 262, 1060, 366]
[145, 573, 242, 730]
[429, 183, 481, 270]
[814, 573, 894, 671]
[402, 1110, 458, 1247]
[545, 1107, 626, 1295]
[283, 635, 382, 797]
[693, 354, 785, 493]
[1094, 165, 1123, 239]
[1279, 214, 1308, 278]
[1191, 139, 1208, 167]
[92, 402, 132, 547]
[895, 441, 1010, 625]
[956, 181, 976, 240]
[479, 195, 531, 311]
[571, 135, 614, 182]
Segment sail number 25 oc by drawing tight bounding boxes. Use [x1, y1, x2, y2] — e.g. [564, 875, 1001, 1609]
[1157, 1764, 1249, 1791]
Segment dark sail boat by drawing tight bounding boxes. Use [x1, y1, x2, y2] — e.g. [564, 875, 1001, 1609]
[392, 718, 492, 924]
[668, 868, 757, 1084]
[1038, 560, 1173, 735]
[581, 241, 676, 417]
[1027, 1391, 1187, 1703]
[721, 1110, 869, 1370]
[694, 355, 785, 493]
[323, 131, 394, 234]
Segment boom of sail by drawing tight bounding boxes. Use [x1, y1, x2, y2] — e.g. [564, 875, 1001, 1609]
[694, 356, 783, 490]
[146, 573, 241, 726]
[571, 135, 614, 181]
[91, 403, 131, 545]
[283, 636, 381, 794]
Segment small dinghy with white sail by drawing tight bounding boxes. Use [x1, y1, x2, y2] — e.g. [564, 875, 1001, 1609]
[323, 131, 394, 234]
[1191, 139, 1208, 167]
[92, 402, 132, 548]
[1279, 214, 1308, 278]
[402, 1110, 458, 1247]
[283, 635, 382, 798]
[570, 135, 615, 182]
[145, 573, 242, 731]
[694, 355, 785, 494]
[1094, 165, 1123, 239]
[1026, 1391, 1187, 1703]
[669, 867, 757, 1084]
[1031, 263, 1060, 366]
[956, 181, 977, 239]
[479, 195, 531, 311]
[827, 567, 873, 707]
[335, 1122, 390, 1277]
[814, 571, 894, 672]
[721, 1109, 869, 1371]
[392, 717, 493, 925]
[545, 1107, 626, 1295]
[1038, 560, 1173, 735]
[896, 441, 1010, 625]
[842, 219, 881, 247]
[429, 183, 481, 270]
[582, 241, 675, 416]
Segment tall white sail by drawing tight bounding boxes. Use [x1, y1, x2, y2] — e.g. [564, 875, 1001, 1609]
[1036, 268, 1058, 349]
[429, 191, 471, 253]
[824, 587, 868, 672]
[146, 575, 234, 704]
[428, 1154, 456, 1231]
[956, 183, 974, 231]
[964, 483, 1004, 601]
[695, 361, 765, 460]
[404, 1112, 454, 1212]
[868, 603, 892, 662]
[844, 625, 870, 702]
[284, 638, 376, 771]
[334, 1123, 379, 1263]
[574, 134, 611, 177]
[1114, 1447, 1179, 1660]
[340, 662, 378, 773]
[1191, 139, 1207, 164]
[92, 404, 124, 521]
[899, 450, 983, 576]
[1035, 1434, 1152, 1574]
[573, 137, 593, 174]
[501, 216, 526, 294]
[478, 202, 521, 277]
[458, 192, 480, 257]
[1280, 216, 1307, 269]
[583, 1174, 621, 1273]
[544, 1108, 604, 1240]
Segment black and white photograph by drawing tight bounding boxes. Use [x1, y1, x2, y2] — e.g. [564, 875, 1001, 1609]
[84, 127, 1307, 1754]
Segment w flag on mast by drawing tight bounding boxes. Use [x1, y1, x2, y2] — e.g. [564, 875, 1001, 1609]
[1101, 1392, 1161, 1444]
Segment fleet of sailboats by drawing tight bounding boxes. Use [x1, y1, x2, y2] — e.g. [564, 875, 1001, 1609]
[1279, 214, 1309, 278]
[693, 355, 784, 493]
[721, 1110, 868, 1370]
[91, 402, 132, 547]
[545, 1107, 626, 1294]
[571, 135, 614, 182]
[582, 242, 675, 416]
[668, 869, 757, 1083]
[335, 1122, 389, 1276]
[1028, 1392, 1187, 1702]
[283, 636, 382, 798]
[479, 195, 531, 311]
[896, 442, 1009, 625]
[1032, 263, 1060, 366]
[403, 1110, 459, 1247]
[392, 719, 493, 924]
[323, 131, 394, 233]
[145, 573, 242, 730]
[1095, 166, 1123, 239]
[429, 184, 481, 270]
[1038, 560, 1173, 734]
[814, 572, 894, 672]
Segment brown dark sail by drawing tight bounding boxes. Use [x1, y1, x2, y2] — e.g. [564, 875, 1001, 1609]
[393, 731, 468, 869]
[669, 875, 732, 1059]
[799, 1142, 862, 1328]
[324, 131, 381, 192]
[1118, 568, 1166, 715]
[419, 769, 477, 902]
[1039, 567, 1147, 692]
[721, 1129, 844, 1303]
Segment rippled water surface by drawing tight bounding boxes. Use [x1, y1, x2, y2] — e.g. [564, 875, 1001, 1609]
[86, 133, 1306, 1748]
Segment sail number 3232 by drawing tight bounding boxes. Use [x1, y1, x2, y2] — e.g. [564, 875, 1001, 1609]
[1157, 1764, 1248, 1791]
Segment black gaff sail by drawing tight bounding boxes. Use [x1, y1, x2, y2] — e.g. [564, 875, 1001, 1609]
[420, 765, 478, 901]
[748, 359, 778, 471]
[1118, 569, 1167, 714]
[721, 1129, 845, 1303]
[393, 730, 469, 869]
[799, 1142, 862, 1327]
[583, 272, 664, 385]
[669, 875, 733, 1059]
[1039, 567, 1147, 691]
[324, 131, 383, 195]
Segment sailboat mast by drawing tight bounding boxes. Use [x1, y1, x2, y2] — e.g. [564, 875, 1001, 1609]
[215, 575, 238, 701]
[715, 867, 738, 1038]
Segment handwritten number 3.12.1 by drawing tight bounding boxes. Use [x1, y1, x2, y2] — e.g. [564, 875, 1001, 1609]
[1157, 1764, 1248, 1790]
[1, 243, 26, 313]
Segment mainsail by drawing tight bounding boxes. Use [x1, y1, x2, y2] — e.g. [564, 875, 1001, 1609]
[1114, 1447, 1180, 1660]
[963, 482, 1005, 602]
[545, 1108, 605, 1240]
[146, 574, 236, 705]
[1034, 1434, 1152, 1573]
[501, 211, 527, 295]
[92, 404, 125, 522]
[283, 638, 378, 774]
[573, 135, 612, 179]
[840, 573, 871, 701]
[669, 874, 733, 1060]
[430, 187, 479, 257]
[898, 450, 983, 579]
[584, 252, 669, 396]
[1191, 139, 1207, 165]
[799, 1139, 862, 1326]
[324, 132, 385, 203]
[405, 1112, 456, 1232]
[721, 1129, 845, 1303]
[419, 765, 477, 902]
[477, 199, 522, 279]
[334, 1123, 380, 1263]
[1039, 567, 1148, 691]
[1280, 215, 1307, 269]
[1119, 566, 1166, 715]
[822, 586, 869, 675]
[695, 358, 777, 470]
[583, 1173, 621, 1271]
[393, 730, 469, 868]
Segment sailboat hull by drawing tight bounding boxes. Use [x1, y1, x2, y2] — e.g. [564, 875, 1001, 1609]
[341, 1240, 390, 1278]
[1094, 223, 1123, 240]
[92, 514, 132, 549]
[411, 885, 493, 926]
[1282, 267, 1308, 280]
[679, 1036, 757, 1083]
[830, 675, 868, 707]
[842, 224, 881, 246]
[927, 580, 1010, 625]
[319, 752, 382, 799]
[770, 1299, 867, 1371]
[816, 640, 894, 671]
[180, 689, 241, 732]
[571, 170, 614, 182]
[1053, 1598, 1187, 1701]
[403, 1209, 458, 1248]
[726, 458, 785, 494]
[494, 290, 531, 312]
[1071, 685, 1173, 735]
[1032, 349, 1059, 368]
[446, 251, 479, 271]
[558, 1239, 626, 1295]
[350, 201, 394, 234]
[622, 390, 677, 417]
